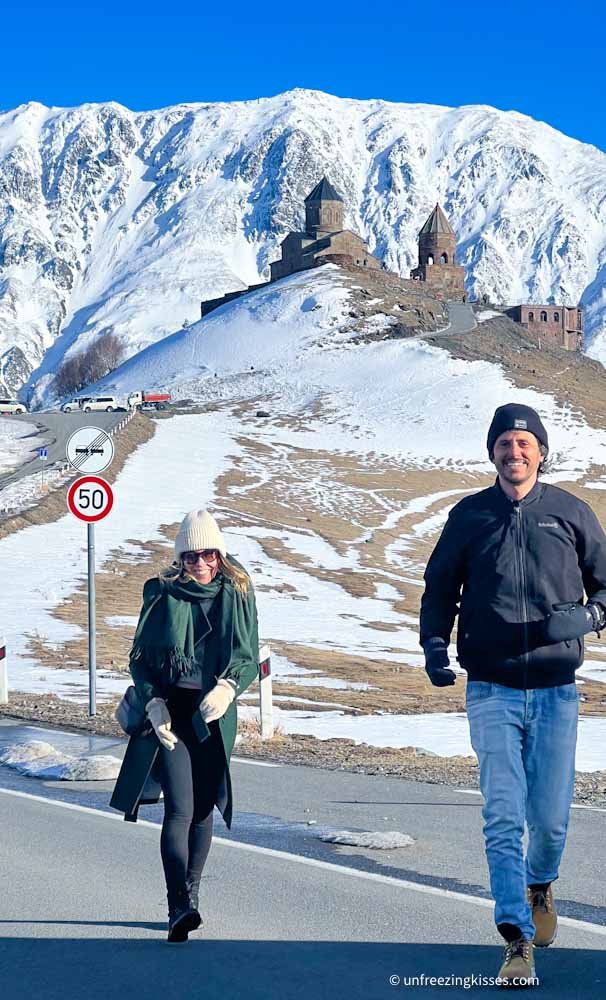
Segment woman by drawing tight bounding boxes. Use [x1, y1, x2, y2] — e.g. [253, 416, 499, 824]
[111, 509, 259, 942]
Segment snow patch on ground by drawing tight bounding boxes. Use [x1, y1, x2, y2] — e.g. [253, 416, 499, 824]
[318, 830, 415, 849]
[0, 740, 121, 780]
[0, 464, 72, 515]
[238, 704, 606, 772]
[577, 661, 606, 684]
[0, 418, 42, 474]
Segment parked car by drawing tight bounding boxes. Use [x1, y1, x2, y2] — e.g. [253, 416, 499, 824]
[61, 395, 118, 413]
[0, 398, 27, 414]
[61, 397, 91, 413]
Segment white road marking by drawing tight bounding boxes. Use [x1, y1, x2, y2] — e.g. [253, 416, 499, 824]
[1, 786, 605, 939]
[232, 757, 281, 768]
[458, 788, 606, 814]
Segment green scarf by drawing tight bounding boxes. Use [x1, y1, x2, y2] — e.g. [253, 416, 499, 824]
[130, 575, 224, 684]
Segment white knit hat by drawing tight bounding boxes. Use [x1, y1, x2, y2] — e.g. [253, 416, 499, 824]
[174, 510, 226, 560]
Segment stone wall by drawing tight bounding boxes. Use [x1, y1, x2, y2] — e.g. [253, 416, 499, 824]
[410, 263, 466, 300]
[505, 305, 583, 352]
[418, 230, 456, 268]
[312, 231, 381, 269]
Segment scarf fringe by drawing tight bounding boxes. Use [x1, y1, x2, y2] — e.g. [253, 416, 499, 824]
[133, 644, 198, 683]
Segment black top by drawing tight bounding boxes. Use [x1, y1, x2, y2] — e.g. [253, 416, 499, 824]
[305, 176, 343, 203]
[420, 479, 606, 688]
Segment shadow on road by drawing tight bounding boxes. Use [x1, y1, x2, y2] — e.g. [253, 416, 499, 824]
[0, 938, 603, 999]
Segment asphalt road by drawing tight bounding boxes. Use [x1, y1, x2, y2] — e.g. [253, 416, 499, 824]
[426, 301, 477, 339]
[1, 720, 605, 999]
[0, 410, 127, 490]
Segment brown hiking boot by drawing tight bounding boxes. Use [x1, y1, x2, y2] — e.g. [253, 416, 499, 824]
[498, 938, 538, 987]
[528, 883, 557, 947]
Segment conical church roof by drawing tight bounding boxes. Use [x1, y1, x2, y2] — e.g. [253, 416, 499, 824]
[419, 203, 455, 236]
[305, 176, 343, 203]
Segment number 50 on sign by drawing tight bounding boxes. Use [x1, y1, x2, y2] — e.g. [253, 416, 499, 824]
[67, 476, 114, 522]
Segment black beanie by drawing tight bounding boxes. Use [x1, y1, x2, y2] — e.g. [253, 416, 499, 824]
[487, 403, 549, 456]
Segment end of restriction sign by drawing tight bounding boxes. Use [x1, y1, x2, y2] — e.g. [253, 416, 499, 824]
[67, 476, 114, 522]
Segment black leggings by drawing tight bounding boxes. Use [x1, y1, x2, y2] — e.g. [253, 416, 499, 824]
[158, 688, 226, 899]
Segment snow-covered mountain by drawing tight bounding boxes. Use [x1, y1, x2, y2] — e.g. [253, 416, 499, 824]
[1, 88, 606, 400]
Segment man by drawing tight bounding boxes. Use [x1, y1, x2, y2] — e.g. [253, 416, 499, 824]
[419, 403, 606, 985]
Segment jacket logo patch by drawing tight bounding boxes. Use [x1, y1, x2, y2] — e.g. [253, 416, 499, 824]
[538, 521, 557, 528]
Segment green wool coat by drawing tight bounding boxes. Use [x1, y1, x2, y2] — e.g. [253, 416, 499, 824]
[110, 566, 259, 827]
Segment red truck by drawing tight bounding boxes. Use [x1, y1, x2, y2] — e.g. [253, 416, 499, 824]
[127, 390, 171, 411]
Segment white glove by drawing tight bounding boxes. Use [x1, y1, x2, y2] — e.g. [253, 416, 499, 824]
[146, 697, 178, 750]
[199, 679, 236, 722]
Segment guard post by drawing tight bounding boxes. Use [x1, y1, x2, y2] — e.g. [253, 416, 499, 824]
[258, 643, 273, 739]
[0, 637, 7, 704]
[39, 446, 48, 492]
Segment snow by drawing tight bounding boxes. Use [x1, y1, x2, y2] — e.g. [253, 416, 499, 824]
[318, 830, 415, 849]
[0, 417, 42, 474]
[2, 88, 606, 401]
[0, 463, 72, 515]
[0, 740, 121, 780]
[238, 704, 606, 772]
[577, 661, 606, 684]
[476, 310, 503, 321]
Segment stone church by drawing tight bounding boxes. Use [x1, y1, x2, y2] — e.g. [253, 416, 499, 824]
[269, 177, 382, 280]
[201, 180, 467, 319]
[410, 203, 466, 299]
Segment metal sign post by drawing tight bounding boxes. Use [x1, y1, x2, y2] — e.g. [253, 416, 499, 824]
[87, 523, 96, 716]
[66, 475, 114, 717]
[65, 432, 114, 716]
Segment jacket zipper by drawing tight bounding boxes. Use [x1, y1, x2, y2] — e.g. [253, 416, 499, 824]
[514, 504, 530, 686]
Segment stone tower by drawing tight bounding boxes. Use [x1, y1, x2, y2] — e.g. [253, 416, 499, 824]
[418, 203, 457, 266]
[410, 203, 466, 300]
[304, 177, 344, 236]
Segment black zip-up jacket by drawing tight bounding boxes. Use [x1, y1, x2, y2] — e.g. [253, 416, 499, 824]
[420, 479, 606, 688]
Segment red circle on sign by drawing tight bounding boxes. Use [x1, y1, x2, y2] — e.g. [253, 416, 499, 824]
[67, 475, 114, 522]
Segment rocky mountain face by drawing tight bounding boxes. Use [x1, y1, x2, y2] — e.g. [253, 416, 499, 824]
[1, 89, 605, 401]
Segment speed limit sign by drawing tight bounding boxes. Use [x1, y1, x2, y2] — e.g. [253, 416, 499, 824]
[67, 475, 114, 522]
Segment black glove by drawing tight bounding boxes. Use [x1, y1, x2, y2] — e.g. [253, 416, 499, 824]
[423, 637, 457, 687]
[543, 602, 605, 644]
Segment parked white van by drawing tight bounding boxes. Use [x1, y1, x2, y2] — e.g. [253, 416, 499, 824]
[62, 396, 118, 412]
[82, 396, 119, 412]
[0, 398, 27, 414]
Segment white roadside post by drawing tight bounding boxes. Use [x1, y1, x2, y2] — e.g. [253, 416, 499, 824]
[65, 427, 115, 717]
[0, 637, 7, 704]
[39, 446, 48, 491]
[258, 643, 273, 739]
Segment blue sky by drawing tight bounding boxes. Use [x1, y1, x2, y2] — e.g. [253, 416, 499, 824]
[2, 0, 604, 151]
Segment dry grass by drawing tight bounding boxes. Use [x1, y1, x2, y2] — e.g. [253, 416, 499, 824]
[20, 413, 606, 723]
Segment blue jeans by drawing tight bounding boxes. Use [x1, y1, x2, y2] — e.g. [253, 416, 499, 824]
[466, 681, 578, 941]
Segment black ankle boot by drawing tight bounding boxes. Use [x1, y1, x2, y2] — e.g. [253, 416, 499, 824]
[186, 875, 201, 916]
[167, 889, 201, 943]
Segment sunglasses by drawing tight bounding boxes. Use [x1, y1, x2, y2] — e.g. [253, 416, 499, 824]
[182, 550, 219, 564]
